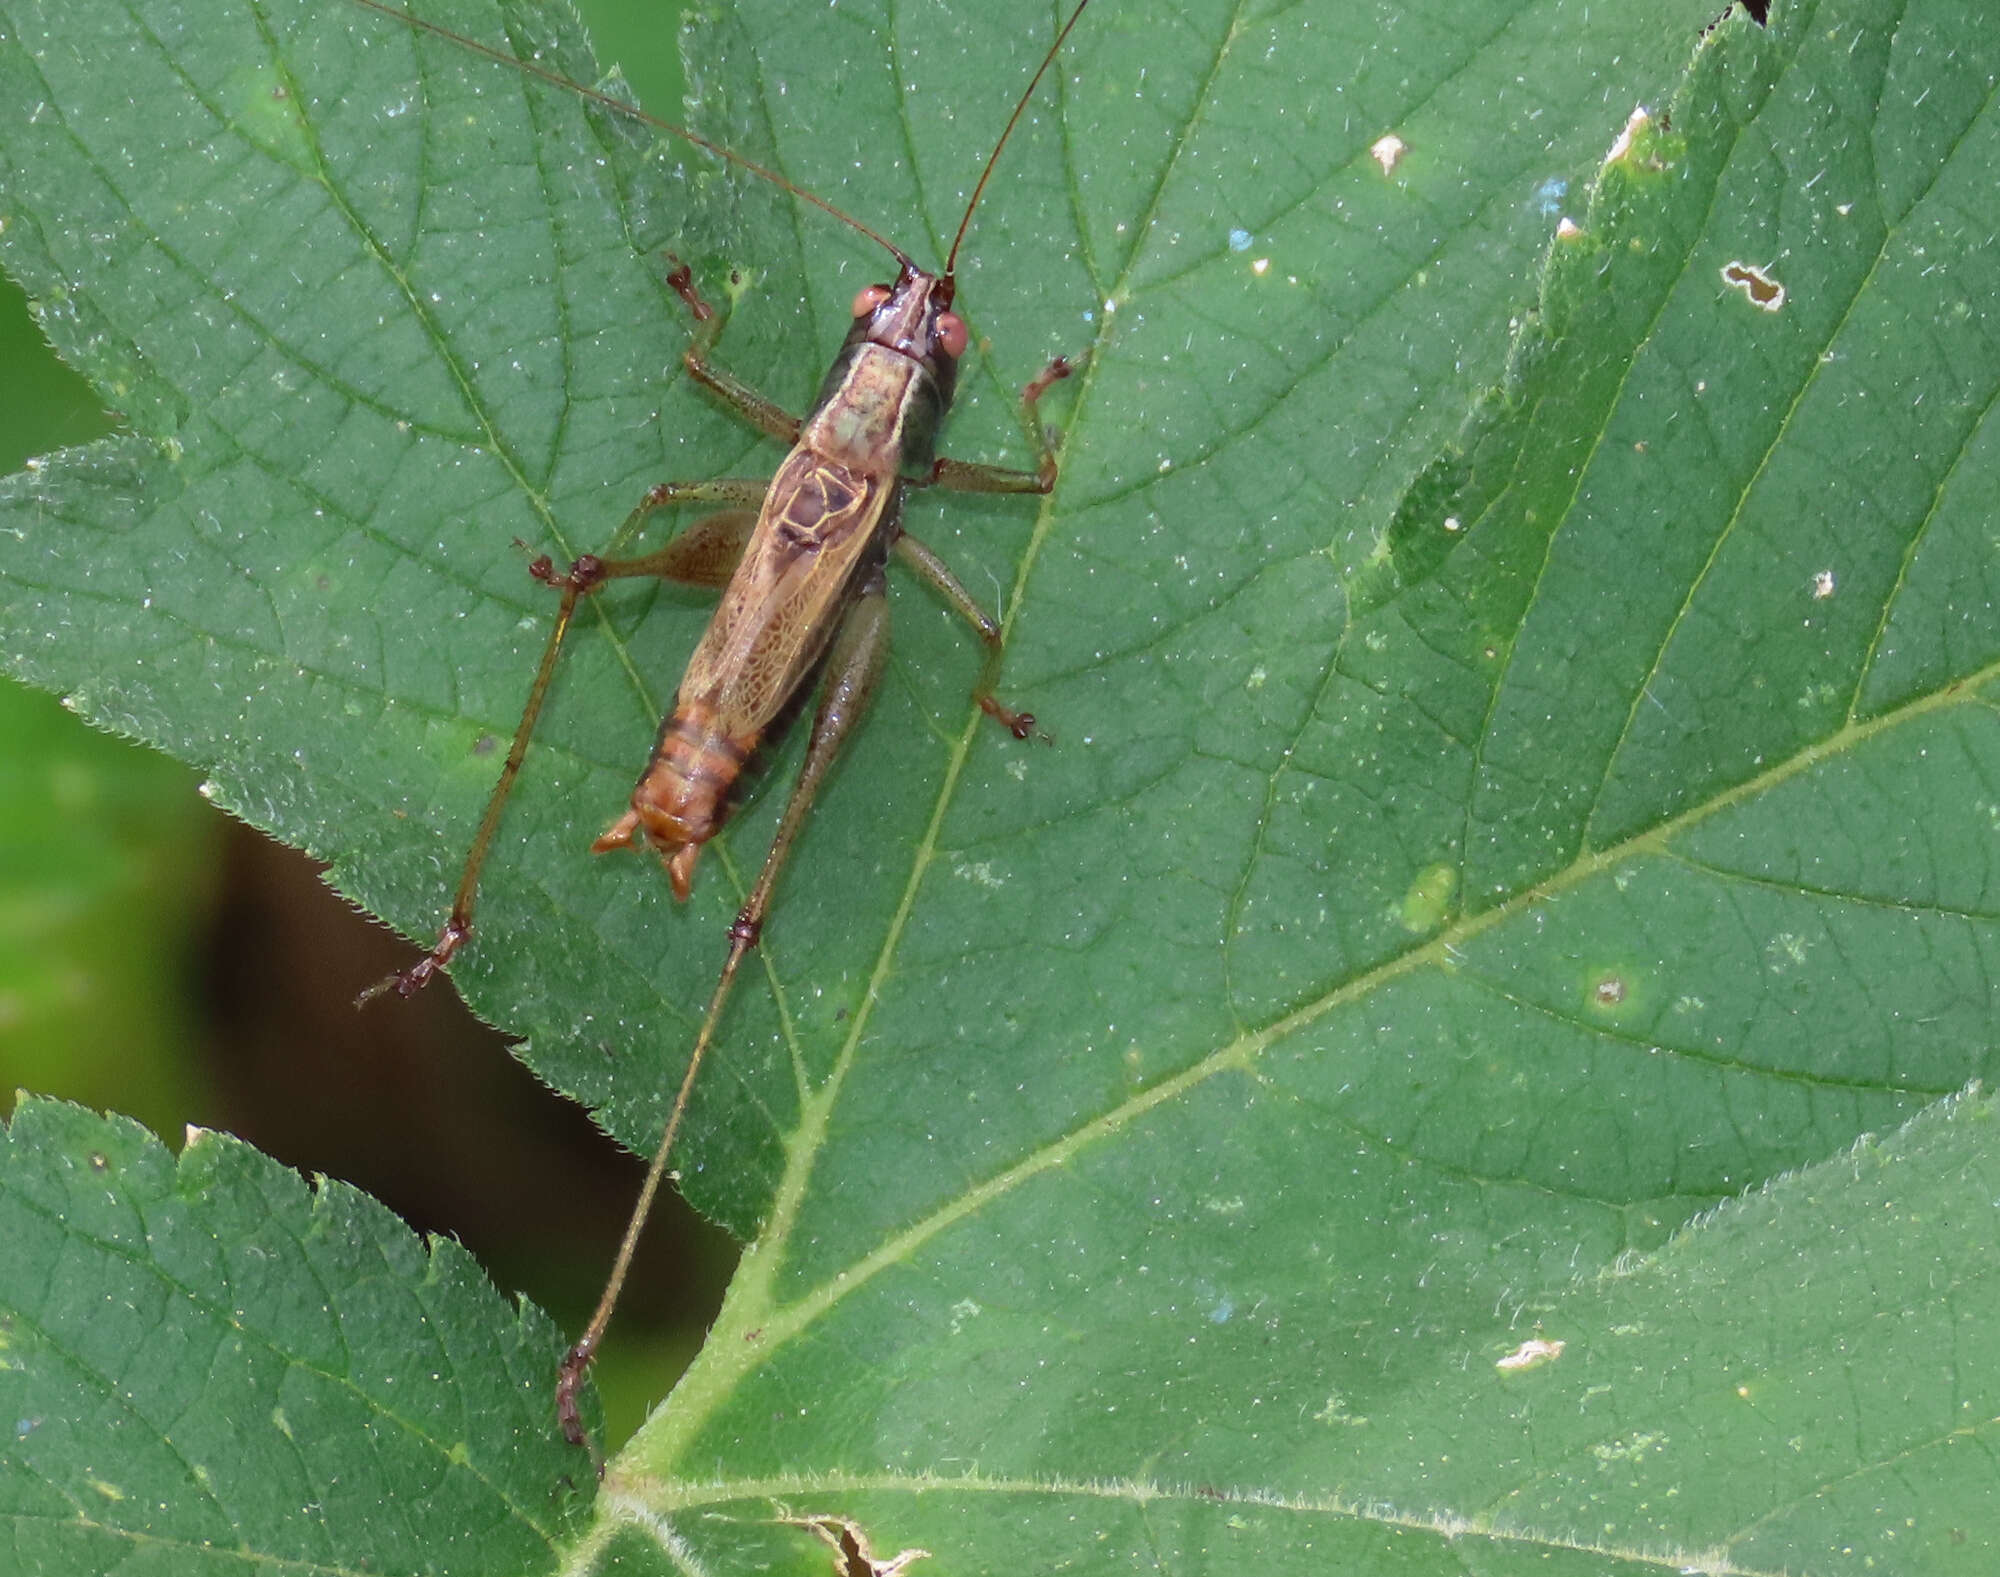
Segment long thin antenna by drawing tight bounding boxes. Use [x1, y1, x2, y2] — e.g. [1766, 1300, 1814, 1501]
[944, 0, 1092, 275]
[350, 0, 912, 267]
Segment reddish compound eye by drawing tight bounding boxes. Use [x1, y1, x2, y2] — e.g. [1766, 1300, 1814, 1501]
[937, 311, 969, 359]
[851, 284, 891, 319]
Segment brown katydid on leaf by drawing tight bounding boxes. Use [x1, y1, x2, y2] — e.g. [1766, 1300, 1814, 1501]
[4, 0, 1999, 1572]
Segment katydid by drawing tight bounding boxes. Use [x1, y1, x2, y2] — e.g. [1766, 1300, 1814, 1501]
[349, 0, 1091, 1447]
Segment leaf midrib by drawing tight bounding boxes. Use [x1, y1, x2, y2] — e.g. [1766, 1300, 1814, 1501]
[585, 1466, 1801, 1577]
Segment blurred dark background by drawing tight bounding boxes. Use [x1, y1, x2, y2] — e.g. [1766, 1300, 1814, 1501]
[0, 0, 736, 1448]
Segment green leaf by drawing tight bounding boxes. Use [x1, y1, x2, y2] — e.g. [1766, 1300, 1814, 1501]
[5, 0, 1999, 1572]
[0, 1097, 589, 1572]
[632, 1088, 2000, 1577]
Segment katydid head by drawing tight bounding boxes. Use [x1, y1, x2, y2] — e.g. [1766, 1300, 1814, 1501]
[850, 265, 969, 373]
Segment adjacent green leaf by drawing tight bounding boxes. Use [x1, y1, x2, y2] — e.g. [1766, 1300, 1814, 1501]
[4, 0, 1997, 1572]
[0, 1097, 588, 1573]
